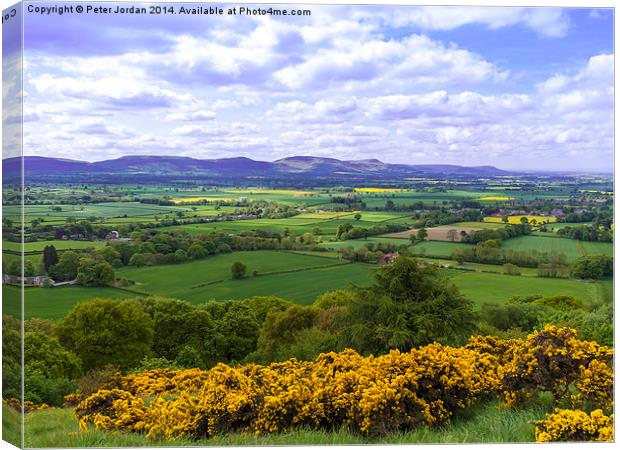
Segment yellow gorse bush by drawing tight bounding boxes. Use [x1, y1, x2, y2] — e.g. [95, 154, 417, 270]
[501, 325, 613, 409]
[535, 409, 613, 442]
[74, 326, 613, 442]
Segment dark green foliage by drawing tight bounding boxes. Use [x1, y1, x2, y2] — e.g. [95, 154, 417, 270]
[204, 302, 260, 363]
[452, 241, 567, 268]
[174, 346, 206, 369]
[570, 255, 613, 279]
[257, 305, 320, 360]
[42, 245, 59, 272]
[557, 224, 612, 242]
[2, 315, 22, 400]
[56, 299, 154, 370]
[138, 297, 214, 364]
[340, 257, 477, 354]
[480, 302, 549, 332]
[231, 261, 247, 279]
[76, 259, 115, 286]
[24, 367, 75, 407]
[49, 251, 80, 281]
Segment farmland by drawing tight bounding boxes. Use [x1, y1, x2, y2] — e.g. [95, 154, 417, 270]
[2, 169, 613, 447]
[11, 249, 611, 320]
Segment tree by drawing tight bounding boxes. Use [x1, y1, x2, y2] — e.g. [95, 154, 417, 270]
[205, 302, 260, 363]
[42, 245, 59, 272]
[138, 297, 214, 362]
[56, 299, 154, 370]
[416, 228, 428, 241]
[570, 255, 613, 279]
[99, 246, 122, 268]
[76, 259, 115, 286]
[340, 257, 476, 355]
[174, 249, 188, 263]
[257, 305, 319, 360]
[446, 229, 458, 242]
[354, 213, 362, 221]
[24, 331, 82, 379]
[24, 260, 36, 277]
[129, 253, 146, 267]
[49, 251, 80, 281]
[231, 261, 247, 279]
[187, 243, 206, 260]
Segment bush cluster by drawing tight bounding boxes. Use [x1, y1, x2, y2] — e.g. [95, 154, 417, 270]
[74, 326, 613, 442]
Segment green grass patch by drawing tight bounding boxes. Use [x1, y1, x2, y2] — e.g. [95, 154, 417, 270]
[501, 235, 582, 261]
[117, 251, 368, 304]
[449, 271, 601, 307]
[22, 397, 550, 446]
[3, 285, 138, 320]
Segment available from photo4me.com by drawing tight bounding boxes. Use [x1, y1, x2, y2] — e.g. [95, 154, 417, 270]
[1, 2, 615, 447]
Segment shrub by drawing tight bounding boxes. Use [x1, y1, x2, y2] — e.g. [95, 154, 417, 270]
[535, 409, 613, 442]
[501, 325, 613, 408]
[57, 299, 154, 371]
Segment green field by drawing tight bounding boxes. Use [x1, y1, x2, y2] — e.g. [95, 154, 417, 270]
[117, 251, 373, 304]
[9, 246, 611, 320]
[320, 237, 474, 259]
[449, 271, 604, 306]
[580, 241, 614, 257]
[3, 240, 108, 253]
[502, 235, 612, 261]
[161, 218, 382, 236]
[410, 241, 475, 258]
[501, 235, 583, 261]
[3, 285, 138, 320]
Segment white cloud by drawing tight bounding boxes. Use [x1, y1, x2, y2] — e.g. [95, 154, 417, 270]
[361, 7, 570, 38]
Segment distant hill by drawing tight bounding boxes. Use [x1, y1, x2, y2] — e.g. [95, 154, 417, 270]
[2, 155, 510, 182]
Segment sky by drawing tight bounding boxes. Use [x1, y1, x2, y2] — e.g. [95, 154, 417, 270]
[5, 2, 615, 171]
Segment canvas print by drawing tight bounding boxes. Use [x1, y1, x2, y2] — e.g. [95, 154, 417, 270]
[1, 1, 615, 447]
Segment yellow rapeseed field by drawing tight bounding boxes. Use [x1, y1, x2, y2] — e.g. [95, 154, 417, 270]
[224, 189, 313, 196]
[172, 197, 237, 204]
[483, 215, 557, 224]
[354, 188, 404, 193]
[478, 196, 514, 201]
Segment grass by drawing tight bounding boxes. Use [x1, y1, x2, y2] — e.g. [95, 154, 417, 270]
[580, 240, 613, 257]
[501, 235, 583, 261]
[20, 398, 550, 447]
[410, 241, 475, 258]
[449, 271, 603, 307]
[118, 251, 346, 294]
[2, 403, 22, 448]
[3, 240, 108, 253]
[3, 285, 138, 320]
[183, 263, 374, 305]
[117, 251, 373, 305]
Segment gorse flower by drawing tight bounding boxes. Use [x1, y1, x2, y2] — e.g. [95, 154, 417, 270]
[74, 326, 613, 442]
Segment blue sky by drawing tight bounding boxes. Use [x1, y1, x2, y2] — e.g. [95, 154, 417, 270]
[11, 3, 614, 171]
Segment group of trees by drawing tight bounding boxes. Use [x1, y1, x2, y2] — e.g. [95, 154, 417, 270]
[461, 223, 531, 244]
[570, 255, 613, 280]
[451, 240, 568, 268]
[478, 294, 612, 346]
[4, 257, 480, 406]
[335, 223, 407, 240]
[557, 224, 613, 242]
